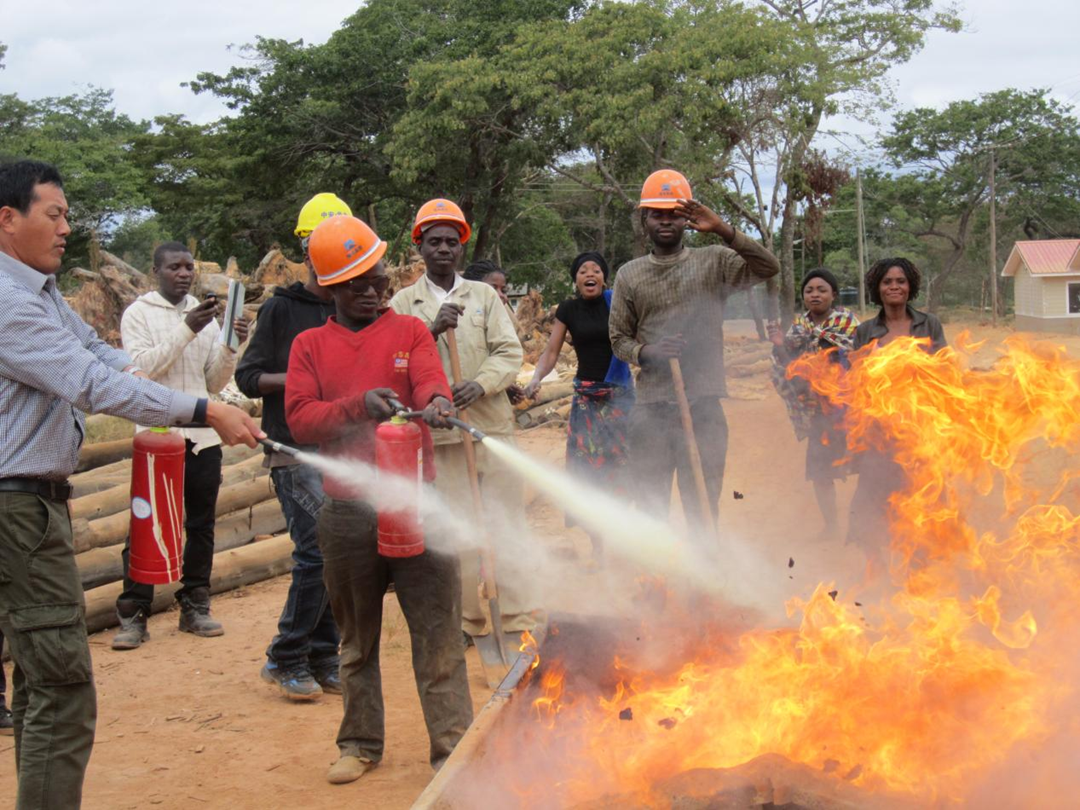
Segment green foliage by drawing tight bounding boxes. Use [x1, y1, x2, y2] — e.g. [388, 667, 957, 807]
[105, 214, 168, 271]
[0, 87, 149, 266]
[878, 88, 1080, 309]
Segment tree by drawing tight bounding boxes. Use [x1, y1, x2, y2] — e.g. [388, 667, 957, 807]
[0, 87, 149, 266]
[724, 0, 961, 319]
[503, 0, 794, 255]
[881, 88, 1080, 310]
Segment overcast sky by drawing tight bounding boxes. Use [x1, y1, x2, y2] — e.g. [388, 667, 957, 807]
[2, 0, 1078, 141]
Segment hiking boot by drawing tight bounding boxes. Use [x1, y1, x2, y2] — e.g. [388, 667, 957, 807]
[261, 662, 322, 701]
[177, 588, 224, 637]
[112, 601, 150, 651]
[313, 666, 342, 696]
[0, 697, 12, 736]
[327, 755, 374, 785]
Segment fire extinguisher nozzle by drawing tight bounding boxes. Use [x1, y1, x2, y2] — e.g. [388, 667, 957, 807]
[446, 417, 487, 442]
[259, 438, 303, 459]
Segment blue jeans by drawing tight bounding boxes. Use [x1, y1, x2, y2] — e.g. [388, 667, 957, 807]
[265, 464, 339, 673]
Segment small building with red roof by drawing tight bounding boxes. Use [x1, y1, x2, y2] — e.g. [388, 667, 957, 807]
[1001, 239, 1080, 332]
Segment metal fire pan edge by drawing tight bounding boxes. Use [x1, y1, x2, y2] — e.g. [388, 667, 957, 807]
[411, 629, 544, 810]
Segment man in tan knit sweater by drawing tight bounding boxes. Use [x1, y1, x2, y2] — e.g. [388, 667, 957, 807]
[609, 170, 779, 529]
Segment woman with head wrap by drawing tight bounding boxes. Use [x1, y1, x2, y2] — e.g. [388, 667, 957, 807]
[524, 252, 635, 563]
[768, 268, 859, 537]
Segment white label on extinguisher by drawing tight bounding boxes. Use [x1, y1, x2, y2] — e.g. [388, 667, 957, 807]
[416, 448, 424, 526]
[131, 497, 152, 520]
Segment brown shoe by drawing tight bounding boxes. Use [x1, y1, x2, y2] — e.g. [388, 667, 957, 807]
[327, 755, 374, 785]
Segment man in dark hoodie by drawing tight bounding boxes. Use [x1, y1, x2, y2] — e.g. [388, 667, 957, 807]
[235, 193, 348, 701]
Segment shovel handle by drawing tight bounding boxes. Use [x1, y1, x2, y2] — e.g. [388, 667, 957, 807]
[669, 357, 716, 535]
[446, 328, 499, 598]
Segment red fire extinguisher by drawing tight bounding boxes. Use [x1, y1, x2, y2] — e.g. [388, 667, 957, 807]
[375, 415, 425, 558]
[128, 427, 186, 584]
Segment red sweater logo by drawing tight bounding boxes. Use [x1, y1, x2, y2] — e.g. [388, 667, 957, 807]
[393, 351, 410, 372]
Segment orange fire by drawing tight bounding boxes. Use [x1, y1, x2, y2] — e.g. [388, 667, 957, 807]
[511, 336, 1080, 806]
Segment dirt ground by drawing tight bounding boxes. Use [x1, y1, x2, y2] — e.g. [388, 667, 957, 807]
[0, 315, 1059, 809]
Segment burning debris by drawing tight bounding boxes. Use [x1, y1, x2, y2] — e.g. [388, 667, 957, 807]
[424, 336, 1080, 809]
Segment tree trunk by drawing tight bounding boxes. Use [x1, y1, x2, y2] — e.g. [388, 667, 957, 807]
[629, 207, 647, 258]
[778, 199, 798, 325]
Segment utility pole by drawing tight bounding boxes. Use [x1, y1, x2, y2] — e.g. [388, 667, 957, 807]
[988, 148, 999, 326]
[855, 168, 867, 316]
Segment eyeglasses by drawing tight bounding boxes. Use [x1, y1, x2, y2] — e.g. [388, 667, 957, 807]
[340, 275, 391, 296]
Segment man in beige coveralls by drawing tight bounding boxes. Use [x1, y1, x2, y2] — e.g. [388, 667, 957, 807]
[388, 198, 537, 644]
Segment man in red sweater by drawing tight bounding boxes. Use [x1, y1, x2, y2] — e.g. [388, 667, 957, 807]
[285, 216, 473, 786]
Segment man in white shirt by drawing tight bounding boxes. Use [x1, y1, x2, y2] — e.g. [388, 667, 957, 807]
[112, 242, 249, 649]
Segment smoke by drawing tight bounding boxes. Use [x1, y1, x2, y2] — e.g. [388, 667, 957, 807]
[296, 434, 793, 638]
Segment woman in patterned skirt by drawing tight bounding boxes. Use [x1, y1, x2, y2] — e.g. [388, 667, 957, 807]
[769, 268, 859, 537]
[525, 252, 635, 561]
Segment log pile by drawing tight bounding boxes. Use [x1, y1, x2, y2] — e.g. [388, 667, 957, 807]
[251, 248, 307, 288]
[513, 290, 558, 365]
[388, 253, 426, 298]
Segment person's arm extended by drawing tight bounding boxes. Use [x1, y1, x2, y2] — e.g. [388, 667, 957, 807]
[0, 296, 201, 427]
[525, 319, 568, 398]
[470, 292, 523, 397]
[608, 272, 644, 366]
[284, 337, 368, 444]
[121, 302, 196, 379]
[719, 231, 781, 289]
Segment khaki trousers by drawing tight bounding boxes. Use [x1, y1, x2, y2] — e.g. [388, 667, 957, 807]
[433, 438, 539, 635]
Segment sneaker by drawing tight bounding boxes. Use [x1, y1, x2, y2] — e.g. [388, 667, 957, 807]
[112, 602, 150, 651]
[177, 588, 224, 637]
[327, 755, 374, 785]
[261, 662, 323, 702]
[314, 667, 342, 695]
[0, 698, 12, 736]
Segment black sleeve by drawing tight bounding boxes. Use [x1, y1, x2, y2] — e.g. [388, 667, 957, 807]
[852, 320, 872, 351]
[234, 299, 278, 399]
[928, 314, 948, 353]
[555, 298, 575, 333]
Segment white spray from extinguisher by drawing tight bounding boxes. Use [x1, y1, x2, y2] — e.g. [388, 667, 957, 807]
[260, 431, 753, 603]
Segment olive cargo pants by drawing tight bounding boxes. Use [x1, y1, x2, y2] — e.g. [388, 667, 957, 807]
[0, 493, 96, 809]
[317, 497, 473, 769]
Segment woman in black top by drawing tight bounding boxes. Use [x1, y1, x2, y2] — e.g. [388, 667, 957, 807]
[525, 252, 635, 560]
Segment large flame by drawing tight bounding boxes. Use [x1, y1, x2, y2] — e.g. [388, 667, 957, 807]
[498, 336, 1080, 807]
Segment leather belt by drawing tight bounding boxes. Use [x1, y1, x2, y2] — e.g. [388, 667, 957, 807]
[0, 477, 74, 502]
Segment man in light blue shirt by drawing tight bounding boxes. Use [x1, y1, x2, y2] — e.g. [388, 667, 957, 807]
[0, 159, 262, 809]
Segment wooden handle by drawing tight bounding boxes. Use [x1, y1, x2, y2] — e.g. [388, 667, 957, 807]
[446, 328, 498, 597]
[669, 357, 716, 535]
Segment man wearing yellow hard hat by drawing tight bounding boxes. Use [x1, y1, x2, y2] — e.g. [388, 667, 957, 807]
[236, 193, 349, 702]
[609, 170, 780, 529]
[389, 199, 538, 652]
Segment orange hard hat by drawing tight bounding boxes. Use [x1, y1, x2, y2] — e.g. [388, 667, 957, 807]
[638, 169, 692, 210]
[411, 198, 472, 244]
[308, 216, 388, 287]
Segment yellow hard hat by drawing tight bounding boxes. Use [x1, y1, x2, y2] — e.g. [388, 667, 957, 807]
[295, 193, 353, 239]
